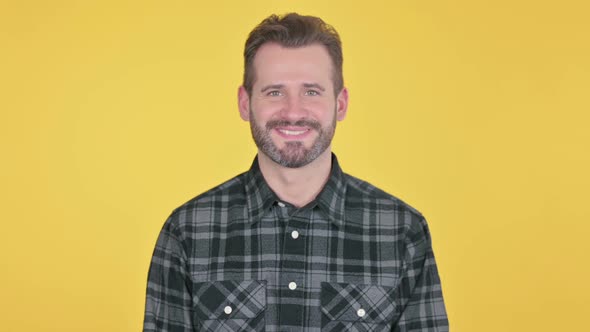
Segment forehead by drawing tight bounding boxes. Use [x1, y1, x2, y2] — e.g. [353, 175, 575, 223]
[252, 43, 334, 86]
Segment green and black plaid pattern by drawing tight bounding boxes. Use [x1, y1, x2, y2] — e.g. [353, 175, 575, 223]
[320, 282, 398, 322]
[195, 280, 266, 331]
[143, 154, 448, 331]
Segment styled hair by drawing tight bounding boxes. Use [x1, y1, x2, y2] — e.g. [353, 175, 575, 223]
[243, 13, 344, 96]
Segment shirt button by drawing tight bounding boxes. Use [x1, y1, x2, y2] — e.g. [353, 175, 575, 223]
[277, 202, 286, 207]
[224, 306, 232, 315]
[288, 282, 297, 290]
[357, 308, 366, 317]
[291, 230, 299, 239]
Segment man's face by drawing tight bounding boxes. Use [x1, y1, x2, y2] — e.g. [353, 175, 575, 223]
[238, 43, 348, 168]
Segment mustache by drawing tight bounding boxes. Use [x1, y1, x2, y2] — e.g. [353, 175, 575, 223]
[265, 119, 322, 131]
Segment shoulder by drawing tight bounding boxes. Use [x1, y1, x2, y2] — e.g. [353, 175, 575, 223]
[163, 172, 248, 233]
[344, 173, 422, 217]
[343, 173, 428, 230]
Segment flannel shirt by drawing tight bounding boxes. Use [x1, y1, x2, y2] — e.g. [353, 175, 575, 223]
[143, 154, 448, 331]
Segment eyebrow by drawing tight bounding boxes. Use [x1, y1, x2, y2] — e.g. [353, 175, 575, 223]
[259, 83, 326, 93]
[260, 84, 284, 93]
[303, 83, 326, 91]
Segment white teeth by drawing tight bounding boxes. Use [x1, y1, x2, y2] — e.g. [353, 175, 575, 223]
[279, 129, 307, 135]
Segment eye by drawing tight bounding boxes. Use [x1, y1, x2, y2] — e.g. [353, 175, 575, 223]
[305, 90, 320, 96]
[267, 90, 282, 97]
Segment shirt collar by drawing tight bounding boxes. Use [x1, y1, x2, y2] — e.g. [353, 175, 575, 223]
[244, 153, 347, 228]
[243, 156, 278, 224]
[314, 154, 347, 228]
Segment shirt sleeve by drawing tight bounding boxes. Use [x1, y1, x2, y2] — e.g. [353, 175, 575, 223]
[143, 217, 196, 332]
[393, 215, 449, 332]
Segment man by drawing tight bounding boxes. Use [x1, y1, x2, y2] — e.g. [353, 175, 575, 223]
[144, 13, 448, 331]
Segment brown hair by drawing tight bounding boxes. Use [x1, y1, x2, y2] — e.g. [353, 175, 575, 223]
[243, 13, 344, 96]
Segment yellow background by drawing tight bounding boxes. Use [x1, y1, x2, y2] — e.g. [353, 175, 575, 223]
[1, 1, 589, 331]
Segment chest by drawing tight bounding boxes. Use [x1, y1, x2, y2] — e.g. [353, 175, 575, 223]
[187, 208, 405, 331]
[189, 207, 403, 287]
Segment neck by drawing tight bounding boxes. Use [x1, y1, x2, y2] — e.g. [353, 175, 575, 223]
[257, 149, 333, 208]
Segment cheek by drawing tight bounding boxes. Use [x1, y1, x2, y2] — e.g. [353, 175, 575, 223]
[307, 100, 337, 118]
[249, 103, 275, 123]
[252, 98, 284, 113]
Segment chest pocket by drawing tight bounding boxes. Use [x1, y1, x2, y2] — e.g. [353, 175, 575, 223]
[193, 280, 266, 332]
[320, 282, 399, 331]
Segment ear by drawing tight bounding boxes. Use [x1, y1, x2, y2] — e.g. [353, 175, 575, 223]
[336, 87, 349, 121]
[238, 86, 250, 121]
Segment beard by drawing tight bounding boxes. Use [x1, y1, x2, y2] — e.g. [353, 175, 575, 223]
[249, 108, 337, 168]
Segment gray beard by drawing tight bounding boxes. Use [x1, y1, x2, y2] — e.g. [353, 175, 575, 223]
[249, 109, 336, 168]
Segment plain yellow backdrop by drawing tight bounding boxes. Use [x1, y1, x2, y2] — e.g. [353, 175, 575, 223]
[1, 1, 589, 331]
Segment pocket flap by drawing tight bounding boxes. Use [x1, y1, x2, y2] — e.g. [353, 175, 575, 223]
[193, 280, 266, 320]
[321, 282, 398, 323]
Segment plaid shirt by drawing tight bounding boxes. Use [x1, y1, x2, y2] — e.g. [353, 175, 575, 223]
[143, 154, 448, 331]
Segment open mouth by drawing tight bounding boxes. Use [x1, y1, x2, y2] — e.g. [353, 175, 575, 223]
[275, 127, 312, 139]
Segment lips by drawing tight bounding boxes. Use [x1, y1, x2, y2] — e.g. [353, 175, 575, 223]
[274, 127, 312, 139]
[267, 119, 321, 140]
[277, 128, 309, 135]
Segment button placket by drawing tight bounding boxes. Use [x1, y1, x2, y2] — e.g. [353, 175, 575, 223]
[277, 210, 310, 327]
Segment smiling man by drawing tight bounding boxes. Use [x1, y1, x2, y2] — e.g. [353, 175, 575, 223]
[144, 13, 448, 331]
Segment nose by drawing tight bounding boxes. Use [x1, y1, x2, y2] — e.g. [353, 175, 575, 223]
[280, 95, 308, 122]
